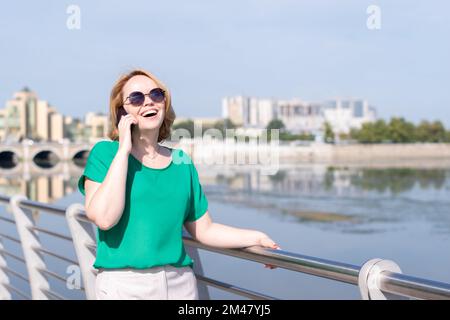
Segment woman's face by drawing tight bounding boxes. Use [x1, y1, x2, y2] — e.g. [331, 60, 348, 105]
[122, 75, 166, 131]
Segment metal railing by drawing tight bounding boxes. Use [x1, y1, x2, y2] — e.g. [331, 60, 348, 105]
[0, 193, 450, 300]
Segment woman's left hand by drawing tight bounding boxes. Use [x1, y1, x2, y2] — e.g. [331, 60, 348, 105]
[257, 234, 281, 270]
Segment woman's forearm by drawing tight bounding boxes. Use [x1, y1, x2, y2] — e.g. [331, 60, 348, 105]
[86, 149, 129, 230]
[198, 223, 266, 248]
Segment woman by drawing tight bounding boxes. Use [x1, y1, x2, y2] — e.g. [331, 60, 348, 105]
[77, 69, 281, 300]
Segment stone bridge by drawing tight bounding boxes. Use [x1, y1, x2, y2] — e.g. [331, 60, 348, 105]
[0, 139, 93, 176]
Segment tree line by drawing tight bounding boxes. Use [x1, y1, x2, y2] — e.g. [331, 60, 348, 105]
[172, 117, 450, 143]
[347, 118, 450, 143]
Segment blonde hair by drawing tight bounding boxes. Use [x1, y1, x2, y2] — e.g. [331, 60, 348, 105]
[107, 69, 176, 142]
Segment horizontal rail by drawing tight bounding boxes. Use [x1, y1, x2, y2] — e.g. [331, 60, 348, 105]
[0, 248, 26, 263]
[0, 266, 29, 282]
[0, 216, 16, 224]
[0, 232, 21, 244]
[183, 237, 450, 300]
[74, 214, 93, 224]
[33, 247, 79, 265]
[38, 268, 85, 291]
[183, 236, 360, 284]
[379, 271, 450, 300]
[0, 195, 11, 204]
[4, 284, 31, 300]
[39, 268, 67, 283]
[195, 274, 277, 300]
[42, 288, 66, 300]
[0, 194, 11, 204]
[0, 196, 66, 217]
[85, 243, 97, 255]
[29, 226, 73, 242]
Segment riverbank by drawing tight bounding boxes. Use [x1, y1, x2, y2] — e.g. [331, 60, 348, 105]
[166, 140, 450, 165]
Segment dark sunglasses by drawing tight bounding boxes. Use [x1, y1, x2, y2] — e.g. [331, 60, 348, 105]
[124, 88, 165, 106]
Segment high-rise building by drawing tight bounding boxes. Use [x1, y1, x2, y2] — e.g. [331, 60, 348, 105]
[222, 95, 377, 135]
[322, 98, 377, 134]
[222, 96, 249, 126]
[49, 110, 64, 142]
[0, 87, 67, 142]
[276, 99, 323, 134]
[0, 87, 40, 142]
[222, 96, 277, 128]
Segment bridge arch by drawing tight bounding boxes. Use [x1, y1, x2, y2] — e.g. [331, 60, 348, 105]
[0, 149, 21, 169]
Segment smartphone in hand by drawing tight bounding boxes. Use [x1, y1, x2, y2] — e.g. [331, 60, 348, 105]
[116, 107, 135, 132]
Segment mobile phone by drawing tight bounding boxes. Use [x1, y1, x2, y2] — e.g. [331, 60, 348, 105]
[116, 107, 135, 130]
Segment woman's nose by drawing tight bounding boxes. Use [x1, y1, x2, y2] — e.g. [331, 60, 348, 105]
[143, 95, 154, 106]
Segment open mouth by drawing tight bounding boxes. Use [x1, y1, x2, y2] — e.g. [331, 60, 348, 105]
[141, 110, 158, 119]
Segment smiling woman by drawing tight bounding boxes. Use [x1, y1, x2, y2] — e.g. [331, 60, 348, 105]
[78, 68, 280, 300]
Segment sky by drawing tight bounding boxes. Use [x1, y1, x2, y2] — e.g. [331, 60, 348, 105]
[1, 0, 449, 126]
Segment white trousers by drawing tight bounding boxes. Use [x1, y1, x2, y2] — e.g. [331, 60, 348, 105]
[95, 265, 199, 300]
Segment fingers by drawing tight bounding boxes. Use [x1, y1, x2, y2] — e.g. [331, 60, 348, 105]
[264, 241, 281, 269]
[260, 237, 281, 251]
[119, 114, 138, 128]
[267, 240, 280, 250]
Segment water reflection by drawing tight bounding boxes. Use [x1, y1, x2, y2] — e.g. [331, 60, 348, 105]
[0, 160, 449, 234]
[205, 166, 449, 196]
[0, 159, 85, 203]
[197, 165, 450, 234]
[345, 168, 447, 194]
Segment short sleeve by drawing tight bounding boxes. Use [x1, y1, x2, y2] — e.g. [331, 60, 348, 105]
[185, 161, 209, 222]
[77, 141, 113, 196]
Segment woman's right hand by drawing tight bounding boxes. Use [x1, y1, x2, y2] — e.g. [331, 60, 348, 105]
[117, 113, 138, 154]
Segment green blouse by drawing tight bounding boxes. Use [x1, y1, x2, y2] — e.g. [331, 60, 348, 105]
[77, 140, 208, 269]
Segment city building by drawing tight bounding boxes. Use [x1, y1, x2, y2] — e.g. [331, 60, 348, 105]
[222, 96, 377, 136]
[83, 112, 110, 143]
[0, 87, 64, 142]
[0, 88, 110, 143]
[276, 99, 323, 134]
[221, 97, 277, 128]
[0, 88, 378, 144]
[322, 98, 377, 134]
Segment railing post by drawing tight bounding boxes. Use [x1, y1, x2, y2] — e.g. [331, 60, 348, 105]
[358, 258, 404, 300]
[65, 203, 97, 300]
[0, 237, 12, 300]
[183, 232, 211, 300]
[9, 195, 50, 300]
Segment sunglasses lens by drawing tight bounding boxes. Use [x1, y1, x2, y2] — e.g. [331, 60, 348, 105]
[129, 92, 145, 106]
[150, 88, 165, 103]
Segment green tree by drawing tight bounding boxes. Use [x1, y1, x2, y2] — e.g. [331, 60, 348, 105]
[350, 117, 450, 144]
[212, 118, 236, 136]
[324, 121, 335, 143]
[266, 119, 285, 140]
[446, 130, 450, 143]
[427, 121, 446, 142]
[266, 119, 285, 131]
[351, 119, 388, 143]
[387, 117, 415, 143]
[172, 119, 195, 137]
[298, 133, 315, 141]
[414, 120, 446, 142]
[415, 120, 431, 142]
